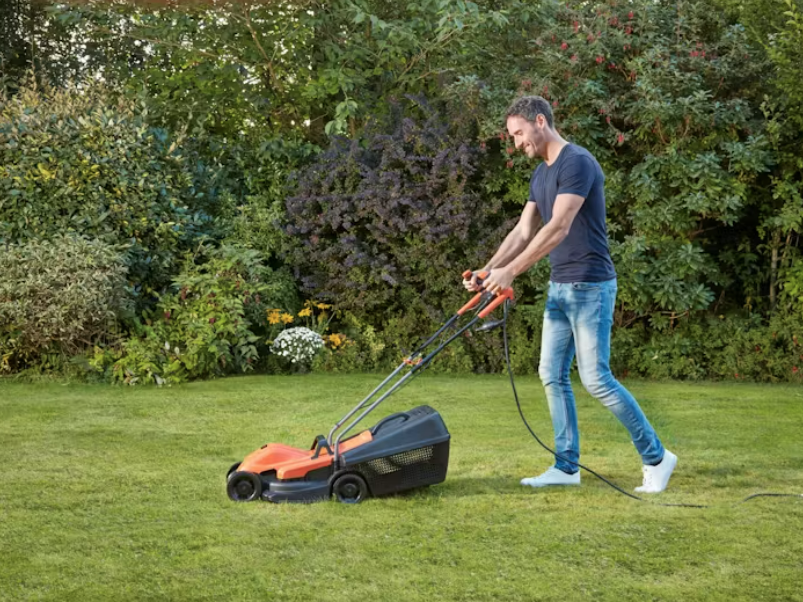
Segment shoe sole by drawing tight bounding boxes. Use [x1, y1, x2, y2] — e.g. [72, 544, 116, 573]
[520, 480, 581, 488]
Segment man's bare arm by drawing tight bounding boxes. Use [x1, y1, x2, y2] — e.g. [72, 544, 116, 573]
[482, 193, 586, 293]
[482, 202, 542, 271]
[507, 193, 585, 277]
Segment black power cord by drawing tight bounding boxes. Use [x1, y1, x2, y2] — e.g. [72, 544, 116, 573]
[500, 298, 803, 508]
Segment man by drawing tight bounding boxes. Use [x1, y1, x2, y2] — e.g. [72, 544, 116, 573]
[465, 96, 677, 493]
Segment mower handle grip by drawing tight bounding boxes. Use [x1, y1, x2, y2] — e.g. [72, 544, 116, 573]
[458, 270, 489, 315]
[462, 269, 487, 287]
[459, 270, 514, 317]
[369, 411, 410, 435]
[478, 288, 514, 318]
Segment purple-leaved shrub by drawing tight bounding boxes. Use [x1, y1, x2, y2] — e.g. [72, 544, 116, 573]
[284, 98, 510, 329]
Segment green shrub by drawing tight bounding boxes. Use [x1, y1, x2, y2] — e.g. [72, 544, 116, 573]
[611, 312, 803, 382]
[0, 235, 130, 372]
[94, 244, 296, 384]
[226, 136, 318, 263]
[778, 257, 803, 317]
[0, 81, 229, 295]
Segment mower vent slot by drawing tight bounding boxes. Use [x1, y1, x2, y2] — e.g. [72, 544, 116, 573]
[354, 442, 449, 497]
[365, 446, 433, 475]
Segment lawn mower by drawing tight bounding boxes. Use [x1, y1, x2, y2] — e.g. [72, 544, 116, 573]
[226, 271, 513, 504]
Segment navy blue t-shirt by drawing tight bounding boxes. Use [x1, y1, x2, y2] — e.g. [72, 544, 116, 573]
[529, 144, 616, 283]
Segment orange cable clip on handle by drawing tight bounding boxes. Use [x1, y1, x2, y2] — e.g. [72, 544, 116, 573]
[458, 270, 514, 317]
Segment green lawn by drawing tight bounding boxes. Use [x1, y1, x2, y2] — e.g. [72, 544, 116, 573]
[1, 374, 802, 601]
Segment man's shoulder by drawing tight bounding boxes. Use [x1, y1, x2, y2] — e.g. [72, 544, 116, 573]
[558, 145, 603, 181]
[563, 143, 599, 166]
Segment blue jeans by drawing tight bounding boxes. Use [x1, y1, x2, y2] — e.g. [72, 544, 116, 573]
[539, 279, 664, 473]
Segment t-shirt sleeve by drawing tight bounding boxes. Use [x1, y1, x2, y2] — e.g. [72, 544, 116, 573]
[557, 155, 595, 198]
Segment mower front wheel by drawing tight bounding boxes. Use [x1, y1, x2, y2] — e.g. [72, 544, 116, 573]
[227, 471, 262, 502]
[332, 473, 369, 504]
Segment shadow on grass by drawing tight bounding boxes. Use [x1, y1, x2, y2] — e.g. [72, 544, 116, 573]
[384, 476, 590, 500]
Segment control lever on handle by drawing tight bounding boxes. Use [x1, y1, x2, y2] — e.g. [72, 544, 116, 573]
[458, 270, 514, 318]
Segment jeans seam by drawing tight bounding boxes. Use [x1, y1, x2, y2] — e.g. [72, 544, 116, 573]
[556, 309, 575, 464]
[592, 288, 602, 381]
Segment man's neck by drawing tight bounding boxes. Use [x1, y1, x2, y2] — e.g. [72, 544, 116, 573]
[543, 134, 568, 166]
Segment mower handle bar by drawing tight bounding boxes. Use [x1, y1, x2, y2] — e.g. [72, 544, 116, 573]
[331, 309, 486, 466]
[326, 270, 514, 466]
[458, 270, 514, 319]
[325, 282, 496, 451]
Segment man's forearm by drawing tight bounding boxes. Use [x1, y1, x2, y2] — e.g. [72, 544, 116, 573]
[508, 223, 568, 276]
[483, 227, 533, 271]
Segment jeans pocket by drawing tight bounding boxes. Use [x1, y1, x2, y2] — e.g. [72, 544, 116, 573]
[571, 282, 601, 291]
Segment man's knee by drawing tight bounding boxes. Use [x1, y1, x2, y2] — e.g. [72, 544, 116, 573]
[539, 361, 564, 388]
[580, 371, 616, 400]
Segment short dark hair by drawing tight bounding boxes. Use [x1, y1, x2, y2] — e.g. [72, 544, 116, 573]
[505, 96, 554, 129]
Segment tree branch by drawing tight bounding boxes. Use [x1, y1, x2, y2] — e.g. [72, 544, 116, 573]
[239, 5, 284, 93]
[90, 26, 220, 59]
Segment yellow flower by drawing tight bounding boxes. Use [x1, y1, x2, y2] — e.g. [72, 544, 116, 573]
[267, 309, 282, 325]
[315, 302, 332, 310]
[327, 333, 347, 349]
[298, 307, 312, 317]
[280, 313, 294, 324]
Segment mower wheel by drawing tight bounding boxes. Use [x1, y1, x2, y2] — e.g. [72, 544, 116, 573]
[227, 471, 262, 502]
[332, 473, 369, 504]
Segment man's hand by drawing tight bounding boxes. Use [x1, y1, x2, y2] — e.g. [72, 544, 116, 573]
[483, 266, 515, 294]
[462, 271, 484, 292]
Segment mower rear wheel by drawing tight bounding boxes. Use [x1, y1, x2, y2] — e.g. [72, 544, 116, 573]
[332, 473, 369, 504]
[227, 471, 262, 502]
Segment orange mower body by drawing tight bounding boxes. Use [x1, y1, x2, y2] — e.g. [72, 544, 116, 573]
[226, 406, 450, 503]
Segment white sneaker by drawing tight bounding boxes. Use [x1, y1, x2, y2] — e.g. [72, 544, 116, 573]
[635, 450, 678, 494]
[520, 466, 580, 488]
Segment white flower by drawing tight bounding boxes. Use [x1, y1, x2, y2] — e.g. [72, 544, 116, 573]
[271, 327, 324, 364]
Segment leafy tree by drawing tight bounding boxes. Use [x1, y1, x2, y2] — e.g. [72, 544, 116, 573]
[447, 0, 778, 326]
[0, 0, 115, 93]
[714, 0, 803, 310]
[55, 1, 508, 139]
